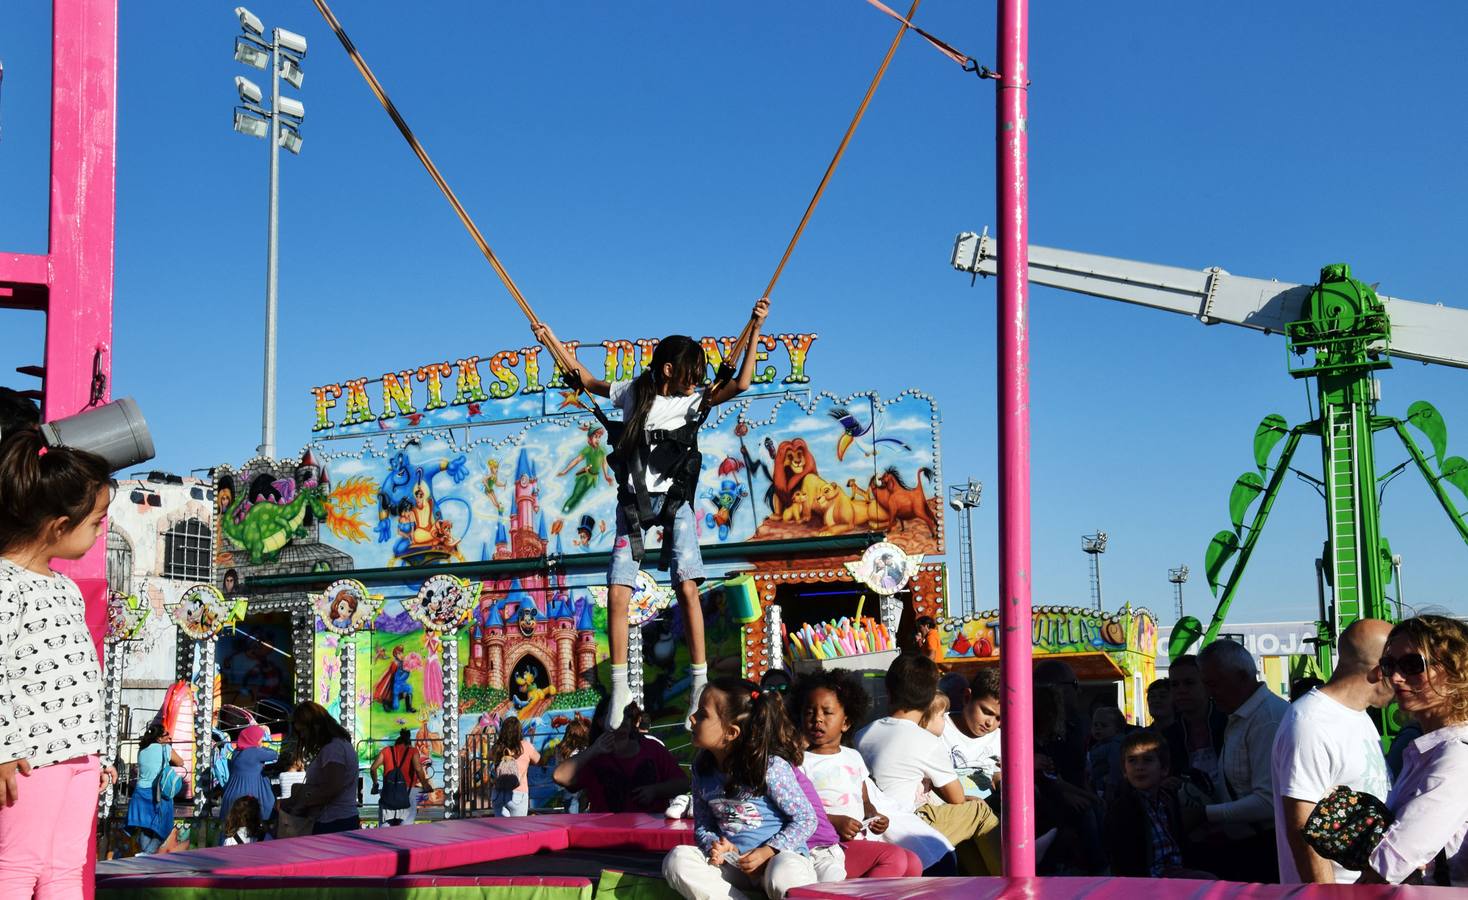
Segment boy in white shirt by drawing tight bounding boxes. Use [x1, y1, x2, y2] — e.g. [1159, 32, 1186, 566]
[942, 669, 1002, 799]
[856, 653, 1000, 875]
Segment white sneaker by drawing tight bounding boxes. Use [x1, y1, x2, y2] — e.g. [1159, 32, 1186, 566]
[664, 793, 691, 819]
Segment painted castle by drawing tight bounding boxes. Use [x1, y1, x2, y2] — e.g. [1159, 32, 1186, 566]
[465, 449, 597, 694]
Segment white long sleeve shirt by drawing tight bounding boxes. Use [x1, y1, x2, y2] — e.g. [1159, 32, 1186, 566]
[1206, 683, 1289, 827]
[1369, 723, 1468, 885]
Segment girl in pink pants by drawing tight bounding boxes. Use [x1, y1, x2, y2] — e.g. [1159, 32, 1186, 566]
[0, 427, 117, 898]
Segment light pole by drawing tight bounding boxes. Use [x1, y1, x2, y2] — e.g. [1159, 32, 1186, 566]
[1168, 564, 1188, 622]
[232, 7, 306, 460]
[1081, 531, 1108, 610]
[948, 479, 983, 616]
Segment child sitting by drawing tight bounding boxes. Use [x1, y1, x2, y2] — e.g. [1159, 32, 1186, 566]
[222, 795, 266, 846]
[662, 677, 818, 900]
[795, 670, 940, 876]
[855, 653, 1001, 876]
[1088, 706, 1126, 804]
[941, 670, 1002, 799]
[1102, 729, 1210, 878]
[553, 703, 687, 814]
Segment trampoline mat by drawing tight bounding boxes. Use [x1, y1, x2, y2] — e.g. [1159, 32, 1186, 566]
[428, 848, 668, 880]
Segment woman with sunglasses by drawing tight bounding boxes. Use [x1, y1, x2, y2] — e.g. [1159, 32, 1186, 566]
[1360, 615, 1468, 886]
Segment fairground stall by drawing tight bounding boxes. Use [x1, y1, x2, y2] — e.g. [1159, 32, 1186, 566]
[208, 329, 947, 814]
[935, 605, 1159, 722]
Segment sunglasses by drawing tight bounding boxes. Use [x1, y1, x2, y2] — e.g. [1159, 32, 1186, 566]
[1378, 652, 1428, 679]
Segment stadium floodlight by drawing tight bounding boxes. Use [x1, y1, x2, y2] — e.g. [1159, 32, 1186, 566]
[278, 126, 303, 155]
[279, 56, 304, 89]
[235, 6, 263, 36]
[275, 28, 308, 55]
[233, 108, 268, 138]
[276, 96, 305, 120]
[234, 36, 268, 69]
[234, 75, 263, 105]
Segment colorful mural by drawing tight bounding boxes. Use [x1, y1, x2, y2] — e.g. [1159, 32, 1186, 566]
[312, 390, 943, 568]
[937, 605, 1159, 721]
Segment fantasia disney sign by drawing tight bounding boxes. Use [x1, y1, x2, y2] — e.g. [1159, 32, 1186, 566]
[309, 332, 819, 436]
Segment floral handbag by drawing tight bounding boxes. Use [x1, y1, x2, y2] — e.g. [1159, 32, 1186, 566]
[1302, 785, 1394, 871]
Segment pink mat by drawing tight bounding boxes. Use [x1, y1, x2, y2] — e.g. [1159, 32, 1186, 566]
[787, 876, 1459, 899]
[96, 814, 689, 887]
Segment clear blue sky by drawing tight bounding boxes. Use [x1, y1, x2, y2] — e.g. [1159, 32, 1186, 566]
[3, 2, 1467, 626]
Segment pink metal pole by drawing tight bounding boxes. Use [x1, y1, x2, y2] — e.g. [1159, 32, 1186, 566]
[996, 0, 1034, 878]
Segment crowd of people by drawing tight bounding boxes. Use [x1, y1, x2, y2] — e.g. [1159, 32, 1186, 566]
[2, 398, 1467, 893]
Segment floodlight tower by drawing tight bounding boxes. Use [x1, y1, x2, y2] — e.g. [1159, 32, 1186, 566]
[1168, 564, 1189, 622]
[1082, 531, 1108, 610]
[948, 480, 983, 616]
[232, 7, 307, 460]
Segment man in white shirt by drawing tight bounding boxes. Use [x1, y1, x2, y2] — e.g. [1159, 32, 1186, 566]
[1271, 619, 1394, 884]
[1199, 638, 1290, 883]
[941, 669, 1002, 798]
[856, 653, 1000, 875]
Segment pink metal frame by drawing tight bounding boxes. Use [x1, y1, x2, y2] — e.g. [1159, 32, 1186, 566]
[0, 1, 119, 653]
[996, 0, 1034, 877]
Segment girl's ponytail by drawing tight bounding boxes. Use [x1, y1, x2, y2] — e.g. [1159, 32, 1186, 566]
[709, 676, 801, 796]
[0, 426, 112, 554]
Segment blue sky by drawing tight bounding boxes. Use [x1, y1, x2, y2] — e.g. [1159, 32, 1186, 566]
[3, 2, 1467, 626]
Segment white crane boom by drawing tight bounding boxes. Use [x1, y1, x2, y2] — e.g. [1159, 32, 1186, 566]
[951, 230, 1468, 371]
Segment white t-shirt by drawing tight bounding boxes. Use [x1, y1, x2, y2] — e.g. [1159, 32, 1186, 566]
[855, 717, 958, 813]
[1271, 688, 1392, 884]
[608, 379, 702, 493]
[279, 770, 306, 800]
[941, 718, 1002, 797]
[800, 746, 869, 819]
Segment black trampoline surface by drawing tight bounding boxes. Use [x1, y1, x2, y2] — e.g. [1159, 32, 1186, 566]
[427, 848, 669, 880]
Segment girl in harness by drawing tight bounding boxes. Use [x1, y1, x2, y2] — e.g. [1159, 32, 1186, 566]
[534, 299, 768, 728]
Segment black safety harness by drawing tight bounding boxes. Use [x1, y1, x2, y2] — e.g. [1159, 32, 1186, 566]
[573, 363, 734, 571]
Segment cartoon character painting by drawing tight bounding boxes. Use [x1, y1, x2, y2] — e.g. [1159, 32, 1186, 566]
[701, 458, 748, 541]
[373, 645, 416, 713]
[329, 589, 357, 631]
[219, 483, 329, 564]
[557, 425, 613, 515]
[422, 632, 445, 713]
[827, 407, 912, 460]
[377, 451, 471, 566]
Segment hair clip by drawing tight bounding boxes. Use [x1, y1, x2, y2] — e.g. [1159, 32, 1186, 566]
[37, 445, 49, 457]
[750, 689, 761, 700]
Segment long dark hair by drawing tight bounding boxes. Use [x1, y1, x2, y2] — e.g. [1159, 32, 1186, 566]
[292, 701, 351, 759]
[223, 795, 263, 840]
[492, 715, 523, 765]
[616, 336, 706, 457]
[139, 720, 168, 751]
[698, 676, 801, 796]
[0, 426, 112, 555]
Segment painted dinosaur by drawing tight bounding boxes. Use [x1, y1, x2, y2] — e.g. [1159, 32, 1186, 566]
[221, 484, 328, 564]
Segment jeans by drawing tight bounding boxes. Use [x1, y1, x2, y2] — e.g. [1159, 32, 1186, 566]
[493, 789, 529, 817]
[609, 495, 705, 585]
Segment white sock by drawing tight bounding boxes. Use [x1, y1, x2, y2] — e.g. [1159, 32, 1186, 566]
[608, 663, 631, 729]
[687, 664, 708, 728]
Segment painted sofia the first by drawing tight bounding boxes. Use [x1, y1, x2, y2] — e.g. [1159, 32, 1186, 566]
[329, 589, 358, 631]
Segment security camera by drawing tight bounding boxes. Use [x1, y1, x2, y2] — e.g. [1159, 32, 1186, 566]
[276, 28, 308, 55]
[235, 6, 263, 36]
[276, 96, 305, 120]
[234, 75, 263, 105]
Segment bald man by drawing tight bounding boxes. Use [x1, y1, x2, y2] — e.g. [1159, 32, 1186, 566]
[1271, 619, 1395, 884]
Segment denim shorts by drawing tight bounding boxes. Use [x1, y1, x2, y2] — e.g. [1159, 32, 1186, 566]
[608, 494, 705, 586]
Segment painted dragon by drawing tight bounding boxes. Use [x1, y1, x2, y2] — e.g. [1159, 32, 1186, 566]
[222, 484, 328, 564]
